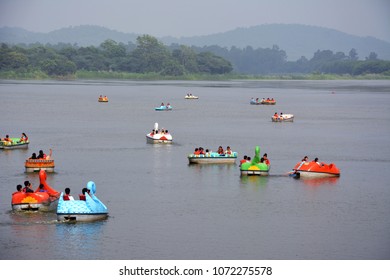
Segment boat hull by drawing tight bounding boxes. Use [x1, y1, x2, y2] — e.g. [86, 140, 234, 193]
[293, 170, 339, 178]
[146, 134, 173, 144]
[155, 106, 172, 111]
[25, 159, 55, 173]
[12, 198, 59, 212]
[185, 96, 198, 99]
[57, 213, 108, 222]
[188, 153, 237, 164]
[240, 170, 269, 176]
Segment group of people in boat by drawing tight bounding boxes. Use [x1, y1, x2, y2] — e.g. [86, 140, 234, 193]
[251, 97, 275, 103]
[160, 102, 171, 107]
[273, 112, 285, 118]
[239, 153, 271, 166]
[1, 133, 28, 143]
[62, 187, 91, 201]
[13, 180, 53, 195]
[150, 128, 170, 136]
[29, 148, 52, 160]
[192, 146, 234, 156]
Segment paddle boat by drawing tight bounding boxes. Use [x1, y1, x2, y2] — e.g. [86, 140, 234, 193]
[261, 98, 276, 105]
[240, 146, 270, 176]
[185, 93, 199, 99]
[0, 134, 29, 149]
[272, 113, 294, 122]
[25, 159, 55, 172]
[289, 158, 340, 178]
[250, 98, 261, 105]
[11, 170, 60, 211]
[98, 95, 108, 102]
[25, 149, 55, 172]
[250, 98, 276, 105]
[188, 147, 237, 164]
[155, 103, 172, 111]
[146, 123, 173, 144]
[57, 181, 108, 222]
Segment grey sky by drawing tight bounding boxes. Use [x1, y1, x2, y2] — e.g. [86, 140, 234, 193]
[1, 0, 389, 42]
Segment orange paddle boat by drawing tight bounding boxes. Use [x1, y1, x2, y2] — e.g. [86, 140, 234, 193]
[11, 170, 60, 211]
[290, 159, 340, 178]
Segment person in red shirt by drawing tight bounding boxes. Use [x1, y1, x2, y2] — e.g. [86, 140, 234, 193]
[263, 153, 270, 165]
[239, 155, 248, 166]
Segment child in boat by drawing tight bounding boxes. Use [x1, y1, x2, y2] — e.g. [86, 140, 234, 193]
[217, 146, 224, 155]
[23, 181, 34, 193]
[18, 133, 28, 143]
[225, 146, 232, 155]
[63, 188, 74, 200]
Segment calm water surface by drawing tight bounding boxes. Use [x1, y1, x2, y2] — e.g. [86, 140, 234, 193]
[0, 79, 389, 260]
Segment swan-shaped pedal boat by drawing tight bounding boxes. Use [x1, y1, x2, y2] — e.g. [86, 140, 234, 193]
[57, 181, 108, 222]
[146, 123, 173, 144]
[11, 170, 60, 211]
[290, 160, 340, 178]
[0, 137, 29, 149]
[240, 146, 270, 176]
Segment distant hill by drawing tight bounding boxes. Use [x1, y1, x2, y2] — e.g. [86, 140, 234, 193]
[1, 24, 390, 61]
[0, 25, 138, 46]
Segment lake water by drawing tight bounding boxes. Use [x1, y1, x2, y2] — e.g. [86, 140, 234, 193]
[0, 79, 389, 260]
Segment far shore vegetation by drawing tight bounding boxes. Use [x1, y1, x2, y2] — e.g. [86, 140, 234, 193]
[1, 34, 390, 81]
[0, 70, 389, 81]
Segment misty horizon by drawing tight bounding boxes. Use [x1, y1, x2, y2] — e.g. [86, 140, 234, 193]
[1, 0, 389, 42]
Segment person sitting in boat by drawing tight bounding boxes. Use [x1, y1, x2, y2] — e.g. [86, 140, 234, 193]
[167, 103, 171, 108]
[246, 156, 251, 162]
[312, 157, 322, 166]
[63, 187, 74, 201]
[36, 149, 52, 160]
[23, 181, 34, 193]
[240, 155, 248, 166]
[263, 153, 270, 165]
[29, 153, 37, 159]
[273, 112, 279, 119]
[13, 184, 23, 195]
[79, 187, 90, 201]
[205, 149, 210, 157]
[37, 184, 47, 192]
[161, 102, 164, 107]
[164, 130, 169, 134]
[217, 146, 224, 155]
[199, 147, 205, 155]
[18, 132, 28, 143]
[225, 146, 232, 155]
[193, 148, 200, 155]
[2, 135, 12, 143]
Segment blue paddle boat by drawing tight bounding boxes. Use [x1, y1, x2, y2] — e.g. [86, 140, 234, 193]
[155, 104, 172, 111]
[57, 181, 108, 222]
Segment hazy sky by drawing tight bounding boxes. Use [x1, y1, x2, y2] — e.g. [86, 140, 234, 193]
[1, 0, 389, 42]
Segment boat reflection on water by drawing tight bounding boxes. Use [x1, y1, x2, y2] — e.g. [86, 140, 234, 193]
[240, 175, 269, 188]
[300, 176, 340, 187]
[55, 220, 107, 256]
